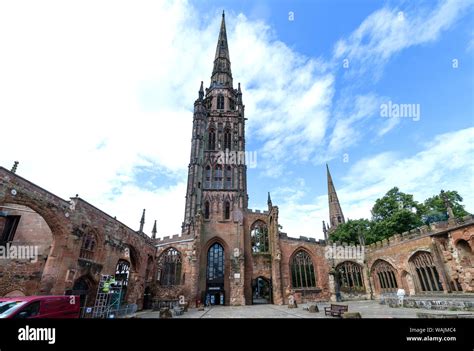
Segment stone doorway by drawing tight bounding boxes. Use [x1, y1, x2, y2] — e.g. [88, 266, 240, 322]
[252, 276, 272, 304]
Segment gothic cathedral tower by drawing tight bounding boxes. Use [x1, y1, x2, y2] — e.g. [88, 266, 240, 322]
[182, 12, 248, 305]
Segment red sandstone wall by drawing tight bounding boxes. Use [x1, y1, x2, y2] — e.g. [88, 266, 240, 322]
[0, 204, 53, 296]
[279, 239, 331, 304]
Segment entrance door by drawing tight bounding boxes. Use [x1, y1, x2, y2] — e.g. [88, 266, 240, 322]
[206, 243, 225, 305]
[252, 277, 272, 304]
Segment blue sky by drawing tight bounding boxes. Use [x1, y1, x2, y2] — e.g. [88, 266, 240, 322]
[0, 0, 473, 238]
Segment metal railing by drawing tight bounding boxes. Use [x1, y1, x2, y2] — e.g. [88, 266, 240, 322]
[80, 304, 138, 319]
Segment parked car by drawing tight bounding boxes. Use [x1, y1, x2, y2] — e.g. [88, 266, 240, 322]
[0, 295, 80, 319]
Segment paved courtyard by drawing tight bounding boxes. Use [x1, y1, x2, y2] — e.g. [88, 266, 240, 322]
[136, 300, 474, 319]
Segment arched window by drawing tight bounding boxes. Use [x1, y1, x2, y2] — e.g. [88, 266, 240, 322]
[115, 260, 130, 304]
[409, 251, 443, 292]
[213, 165, 222, 189]
[207, 243, 224, 283]
[336, 261, 365, 292]
[372, 260, 398, 292]
[251, 221, 269, 253]
[205, 166, 211, 188]
[224, 201, 230, 220]
[217, 95, 224, 110]
[208, 128, 216, 150]
[337, 216, 342, 223]
[225, 166, 232, 189]
[204, 201, 210, 219]
[224, 128, 231, 150]
[229, 99, 235, 111]
[157, 248, 182, 286]
[290, 250, 316, 288]
[80, 233, 96, 260]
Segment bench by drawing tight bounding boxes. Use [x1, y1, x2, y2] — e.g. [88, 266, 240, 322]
[324, 304, 348, 317]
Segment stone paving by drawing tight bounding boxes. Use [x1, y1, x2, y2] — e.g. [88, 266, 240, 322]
[136, 300, 474, 319]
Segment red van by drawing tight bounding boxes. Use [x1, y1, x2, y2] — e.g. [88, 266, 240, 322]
[0, 295, 80, 319]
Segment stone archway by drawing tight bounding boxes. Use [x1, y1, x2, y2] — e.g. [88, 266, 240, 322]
[0, 203, 54, 296]
[0, 175, 74, 295]
[70, 274, 96, 307]
[252, 276, 272, 304]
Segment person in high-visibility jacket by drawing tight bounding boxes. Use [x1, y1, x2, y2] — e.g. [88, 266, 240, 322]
[102, 276, 116, 293]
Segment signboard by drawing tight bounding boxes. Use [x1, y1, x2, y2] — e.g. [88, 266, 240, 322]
[234, 273, 241, 279]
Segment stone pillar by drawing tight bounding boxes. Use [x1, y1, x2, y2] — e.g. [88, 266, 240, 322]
[430, 238, 451, 294]
[328, 274, 337, 302]
[40, 234, 75, 295]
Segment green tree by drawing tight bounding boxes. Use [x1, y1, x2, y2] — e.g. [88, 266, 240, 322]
[368, 187, 424, 240]
[371, 187, 423, 222]
[328, 188, 470, 246]
[329, 219, 371, 245]
[422, 190, 470, 224]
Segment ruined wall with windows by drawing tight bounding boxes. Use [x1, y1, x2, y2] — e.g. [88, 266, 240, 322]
[153, 235, 196, 306]
[0, 167, 157, 309]
[365, 216, 474, 297]
[279, 234, 332, 304]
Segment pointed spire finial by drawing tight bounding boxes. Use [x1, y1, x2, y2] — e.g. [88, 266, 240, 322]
[211, 11, 232, 86]
[267, 192, 272, 208]
[151, 220, 157, 239]
[11, 161, 19, 174]
[327, 163, 345, 231]
[139, 209, 146, 233]
[322, 220, 328, 241]
[222, 10, 225, 17]
[199, 81, 204, 100]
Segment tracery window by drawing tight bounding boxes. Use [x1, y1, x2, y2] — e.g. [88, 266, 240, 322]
[372, 260, 398, 292]
[409, 251, 443, 292]
[80, 233, 96, 260]
[251, 221, 269, 253]
[336, 261, 365, 291]
[291, 250, 316, 288]
[213, 165, 223, 189]
[208, 128, 216, 150]
[217, 95, 224, 110]
[157, 248, 182, 286]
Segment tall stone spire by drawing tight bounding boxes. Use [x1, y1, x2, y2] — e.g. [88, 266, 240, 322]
[211, 11, 233, 87]
[139, 209, 146, 233]
[326, 164, 345, 231]
[151, 220, 157, 239]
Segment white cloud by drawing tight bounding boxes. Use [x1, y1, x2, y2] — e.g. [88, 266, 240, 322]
[0, 0, 334, 235]
[339, 127, 474, 223]
[0, 0, 471, 240]
[333, 0, 473, 78]
[276, 127, 474, 239]
[323, 0, 472, 162]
